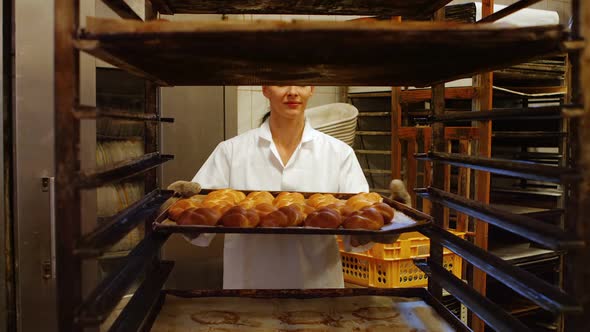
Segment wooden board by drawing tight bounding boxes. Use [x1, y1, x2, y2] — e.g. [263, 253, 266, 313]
[156, 0, 453, 16]
[77, 18, 565, 86]
[158, 288, 470, 332]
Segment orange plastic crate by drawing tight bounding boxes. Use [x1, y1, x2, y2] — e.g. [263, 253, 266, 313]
[369, 231, 466, 259]
[339, 231, 464, 288]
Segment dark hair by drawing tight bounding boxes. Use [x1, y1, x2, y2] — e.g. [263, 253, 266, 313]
[261, 111, 271, 126]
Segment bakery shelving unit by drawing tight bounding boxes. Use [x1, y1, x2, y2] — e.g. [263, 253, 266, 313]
[53, 1, 588, 332]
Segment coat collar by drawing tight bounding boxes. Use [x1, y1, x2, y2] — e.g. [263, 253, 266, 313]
[258, 118, 318, 144]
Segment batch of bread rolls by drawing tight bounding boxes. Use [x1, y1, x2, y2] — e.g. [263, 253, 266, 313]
[167, 189, 396, 230]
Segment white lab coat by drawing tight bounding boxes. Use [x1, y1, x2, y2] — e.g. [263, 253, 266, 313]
[190, 119, 369, 289]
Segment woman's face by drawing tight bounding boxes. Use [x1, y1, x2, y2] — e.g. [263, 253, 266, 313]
[262, 86, 314, 120]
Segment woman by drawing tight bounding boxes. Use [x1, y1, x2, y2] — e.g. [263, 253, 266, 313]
[171, 86, 397, 289]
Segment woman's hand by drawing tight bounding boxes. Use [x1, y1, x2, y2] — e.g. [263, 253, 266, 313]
[167, 181, 202, 197]
[159, 181, 202, 215]
[389, 179, 411, 207]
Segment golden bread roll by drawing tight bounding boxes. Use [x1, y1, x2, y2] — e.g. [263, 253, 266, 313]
[260, 205, 305, 227]
[238, 191, 275, 209]
[306, 193, 340, 209]
[168, 199, 200, 221]
[346, 192, 383, 211]
[253, 203, 277, 217]
[259, 209, 289, 227]
[289, 203, 315, 218]
[325, 200, 355, 218]
[201, 199, 234, 215]
[273, 192, 305, 208]
[177, 207, 221, 226]
[304, 207, 342, 228]
[371, 202, 395, 224]
[220, 206, 260, 228]
[342, 206, 385, 230]
[246, 191, 274, 204]
[204, 189, 246, 204]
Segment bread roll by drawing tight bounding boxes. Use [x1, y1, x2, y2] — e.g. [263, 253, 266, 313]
[204, 189, 246, 204]
[168, 199, 200, 221]
[221, 206, 260, 228]
[246, 191, 274, 204]
[253, 203, 277, 217]
[371, 202, 395, 224]
[289, 203, 315, 218]
[260, 205, 305, 227]
[325, 201, 355, 218]
[201, 199, 234, 215]
[177, 207, 221, 226]
[304, 207, 342, 229]
[259, 209, 289, 227]
[273, 192, 305, 208]
[239, 191, 274, 209]
[343, 207, 385, 230]
[306, 193, 339, 209]
[346, 192, 383, 211]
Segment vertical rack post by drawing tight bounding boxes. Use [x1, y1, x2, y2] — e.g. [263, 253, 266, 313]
[429, 84, 445, 300]
[470, 1, 493, 331]
[564, 0, 587, 330]
[54, 0, 82, 331]
[391, 87, 402, 181]
[144, 4, 158, 197]
[428, 7, 446, 301]
[144, 0, 159, 236]
[390, 15, 403, 184]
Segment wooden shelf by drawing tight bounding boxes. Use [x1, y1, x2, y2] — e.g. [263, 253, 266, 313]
[151, 0, 453, 16]
[363, 168, 391, 174]
[355, 149, 391, 155]
[358, 111, 391, 117]
[77, 18, 565, 86]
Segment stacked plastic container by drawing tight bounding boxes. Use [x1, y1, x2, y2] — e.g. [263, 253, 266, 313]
[339, 231, 464, 287]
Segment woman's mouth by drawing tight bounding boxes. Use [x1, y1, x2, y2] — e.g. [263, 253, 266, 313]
[284, 102, 301, 109]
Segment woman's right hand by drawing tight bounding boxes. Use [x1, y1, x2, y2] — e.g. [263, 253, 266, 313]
[389, 179, 411, 207]
[159, 181, 202, 215]
[167, 181, 202, 197]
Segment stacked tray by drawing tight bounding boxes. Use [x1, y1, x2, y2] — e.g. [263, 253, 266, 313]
[153, 189, 432, 235]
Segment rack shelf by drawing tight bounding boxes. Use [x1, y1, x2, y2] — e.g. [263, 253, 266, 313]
[148, 0, 454, 16]
[76, 189, 174, 258]
[76, 233, 169, 326]
[415, 151, 579, 183]
[107, 261, 174, 332]
[77, 18, 564, 86]
[415, 187, 582, 250]
[414, 259, 532, 332]
[78, 152, 174, 189]
[74, 105, 174, 122]
[420, 226, 580, 314]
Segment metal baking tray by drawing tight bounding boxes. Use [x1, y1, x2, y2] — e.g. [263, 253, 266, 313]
[153, 189, 432, 235]
[145, 288, 469, 332]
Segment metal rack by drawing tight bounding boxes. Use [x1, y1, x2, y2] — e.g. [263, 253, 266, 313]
[52, 1, 588, 331]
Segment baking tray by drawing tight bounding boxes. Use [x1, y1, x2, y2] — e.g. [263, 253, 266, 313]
[152, 189, 432, 236]
[146, 288, 469, 332]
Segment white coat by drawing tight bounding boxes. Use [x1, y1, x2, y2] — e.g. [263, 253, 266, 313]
[190, 119, 369, 289]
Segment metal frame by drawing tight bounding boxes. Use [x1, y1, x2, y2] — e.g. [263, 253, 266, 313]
[51, 1, 588, 331]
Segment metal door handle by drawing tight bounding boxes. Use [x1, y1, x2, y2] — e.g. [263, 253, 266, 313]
[42, 177, 56, 279]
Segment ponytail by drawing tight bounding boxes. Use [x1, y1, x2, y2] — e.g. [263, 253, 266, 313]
[261, 111, 271, 126]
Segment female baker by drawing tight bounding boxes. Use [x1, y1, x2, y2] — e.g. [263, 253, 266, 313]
[170, 86, 407, 289]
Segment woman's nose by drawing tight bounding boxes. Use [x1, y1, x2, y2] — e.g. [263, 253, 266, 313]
[286, 86, 299, 96]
